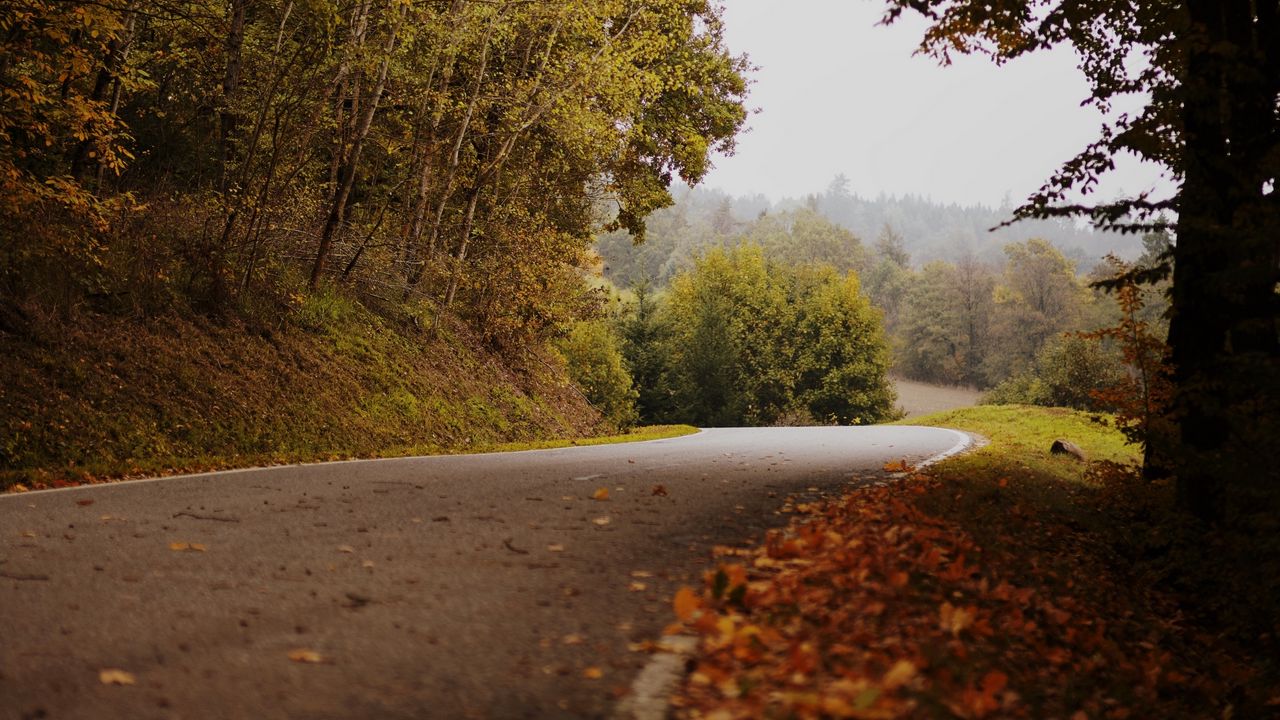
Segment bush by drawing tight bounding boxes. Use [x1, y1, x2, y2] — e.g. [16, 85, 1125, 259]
[984, 334, 1124, 411]
[556, 320, 639, 430]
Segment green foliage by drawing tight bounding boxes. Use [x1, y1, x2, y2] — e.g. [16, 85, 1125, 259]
[983, 334, 1125, 411]
[655, 244, 896, 426]
[0, 0, 748, 343]
[616, 282, 677, 422]
[986, 239, 1086, 381]
[556, 320, 639, 430]
[791, 268, 897, 424]
[896, 258, 994, 387]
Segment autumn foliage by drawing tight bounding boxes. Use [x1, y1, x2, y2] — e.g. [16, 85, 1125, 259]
[666, 464, 1269, 719]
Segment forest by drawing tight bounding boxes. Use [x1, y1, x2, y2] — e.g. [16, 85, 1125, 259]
[0, 0, 757, 481]
[0, 0, 746, 339]
[581, 187, 1170, 430]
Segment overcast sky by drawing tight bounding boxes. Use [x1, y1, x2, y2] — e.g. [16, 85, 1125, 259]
[701, 0, 1171, 209]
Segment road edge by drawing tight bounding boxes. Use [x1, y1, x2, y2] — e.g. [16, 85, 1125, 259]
[1, 428, 708, 500]
[613, 426, 980, 720]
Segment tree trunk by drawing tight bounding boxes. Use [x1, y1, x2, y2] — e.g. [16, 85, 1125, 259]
[218, 0, 250, 193]
[309, 3, 402, 289]
[1168, 0, 1280, 522]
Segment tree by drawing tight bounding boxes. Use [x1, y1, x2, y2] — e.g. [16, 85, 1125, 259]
[862, 225, 912, 336]
[987, 239, 1084, 381]
[881, 0, 1280, 522]
[617, 282, 676, 423]
[660, 244, 895, 426]
[556, 319, 639, 430]
[792, 267, 897, 424]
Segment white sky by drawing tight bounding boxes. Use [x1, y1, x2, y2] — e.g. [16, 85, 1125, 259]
[702, 0, 1172, 208]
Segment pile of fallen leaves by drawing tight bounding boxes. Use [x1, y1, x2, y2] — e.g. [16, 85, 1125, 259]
[667, 472, 1263, 719]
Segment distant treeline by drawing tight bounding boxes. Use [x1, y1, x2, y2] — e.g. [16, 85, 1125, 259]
[596, 181, 1141, 288]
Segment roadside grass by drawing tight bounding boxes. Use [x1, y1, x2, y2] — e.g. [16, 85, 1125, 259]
[472, 424, 698, 454]
[0, 297, 615, 492]
[667, 405, 1271, 719]
[898, 404, 1138, 548]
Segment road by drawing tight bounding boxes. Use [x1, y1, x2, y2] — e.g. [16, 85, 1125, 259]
[0, 425, 967, 720]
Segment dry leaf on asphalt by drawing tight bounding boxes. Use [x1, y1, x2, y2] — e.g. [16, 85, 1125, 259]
[592, 516, 611, 526]
[98, 669, 136, 686]
[592, 487, 610, 501]
[547, 543, 565, 552]
[582, 667, 604, 679]
[168, 541, 206, 552]
[673, 587, 702, 621]
[288, 649, 325, 663]
[336, 545, 355, 553]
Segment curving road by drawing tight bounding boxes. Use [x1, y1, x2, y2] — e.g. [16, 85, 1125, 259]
[0, 425, 967, 720]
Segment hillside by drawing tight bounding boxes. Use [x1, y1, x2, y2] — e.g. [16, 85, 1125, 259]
[0, 296, 604, 490]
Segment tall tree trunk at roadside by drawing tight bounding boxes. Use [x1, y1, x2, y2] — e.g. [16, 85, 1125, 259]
[1168, 0, 1280, 522]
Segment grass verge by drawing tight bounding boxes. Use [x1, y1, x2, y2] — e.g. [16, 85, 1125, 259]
[0, 301, 614, 492]
[665, 405, 1275, 719]
[473, 425, 698, 454]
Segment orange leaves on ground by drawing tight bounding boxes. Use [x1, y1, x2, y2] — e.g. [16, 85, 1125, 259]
[582, 666, 603, 679]
[673, 586, 703, 621]
[947, 670, 1010, 719]
[882, 459, 911, 473]
[168, 541, 206, 552]
[939, 601, 976, 637]
[592, 487, 609, 501]
[667, 474, 1235, 719]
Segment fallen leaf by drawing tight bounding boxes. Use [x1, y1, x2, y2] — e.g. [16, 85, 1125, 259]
[547, 543, 565, 552]
[98, 669, 136, 685]
[288, 649, 325, 663]
[629, 581, 648, 592]
[592, 516, 611, 526]
[673, 586, 702, 621]
[562, 634, 585, 646]
[582, 666, 604, 679]
[361, 560, 375, 568]
[169, 541, 206, 552]
[592, 487, 610, 501]
[76, 499, 94, 506]
[651, 484, 668, 497]
[336, 545, 355, 553]
[883, 659, 917, 689]
[11, 484, 29, 493]
[939, 601, 975, 636]
[631, 570, 654, 578]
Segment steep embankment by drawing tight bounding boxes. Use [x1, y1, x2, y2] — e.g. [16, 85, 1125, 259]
[0, 298, 605, 490]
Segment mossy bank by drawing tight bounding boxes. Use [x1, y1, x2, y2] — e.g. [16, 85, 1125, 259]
[0, 293, 614, 490]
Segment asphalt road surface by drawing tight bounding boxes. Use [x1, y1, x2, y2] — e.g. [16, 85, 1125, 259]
[1, 426, 968, 720]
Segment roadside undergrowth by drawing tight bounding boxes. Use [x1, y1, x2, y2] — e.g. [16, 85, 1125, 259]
[0, 298, 626, 491]
[665, 405, 1276, 719]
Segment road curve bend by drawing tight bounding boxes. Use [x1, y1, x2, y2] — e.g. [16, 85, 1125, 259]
[1, 425, 967, 720]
